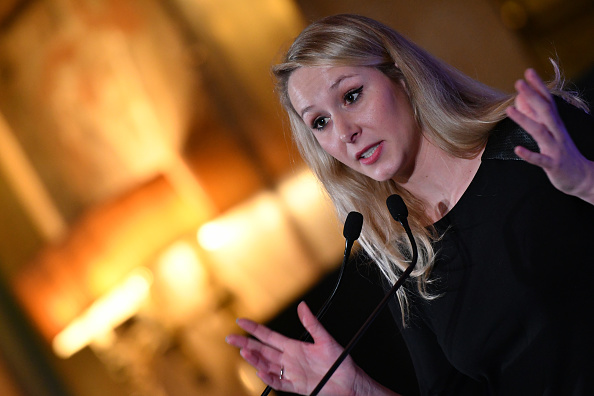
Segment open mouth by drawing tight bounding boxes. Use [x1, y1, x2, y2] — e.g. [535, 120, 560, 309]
[359, 143, 381, 159]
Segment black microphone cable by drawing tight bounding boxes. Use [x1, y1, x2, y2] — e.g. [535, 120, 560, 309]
[260, 211, 363, 396]
[309, 195, 417, 396]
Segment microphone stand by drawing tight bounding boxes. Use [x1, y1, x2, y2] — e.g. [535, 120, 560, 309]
[260, 212, 363, 396]
[309, 196, 417, 396]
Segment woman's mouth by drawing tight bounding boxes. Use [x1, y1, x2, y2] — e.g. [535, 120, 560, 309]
[358, 142, 384, 165]
[360, 143, 381, 159]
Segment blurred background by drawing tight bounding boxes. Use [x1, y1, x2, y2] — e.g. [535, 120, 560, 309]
[0, 1, 593, 395]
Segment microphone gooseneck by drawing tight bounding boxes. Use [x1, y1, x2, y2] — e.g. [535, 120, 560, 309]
[260, 211, 363, 396]
[309, 195, 418, 396]
[314, 211, 364, 321]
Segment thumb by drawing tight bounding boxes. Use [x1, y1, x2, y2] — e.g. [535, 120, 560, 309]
[297, 301, 330, 343]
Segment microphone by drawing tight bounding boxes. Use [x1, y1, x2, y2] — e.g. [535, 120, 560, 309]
[343, 210, 364, 240]
[309, 195, 418, 396]
[386, 193, 409, 228]
[314, 211, 364, 321]
[260, 211, 364, 396]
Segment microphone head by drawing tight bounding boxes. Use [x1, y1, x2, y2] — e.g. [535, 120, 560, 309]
[386, 194, 408, 222]
[343, 211, 363, 241]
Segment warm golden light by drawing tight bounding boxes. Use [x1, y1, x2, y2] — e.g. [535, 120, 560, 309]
[196, 191, 322, 320]
[237, 360, 261, 394]
[157, 241, 205, 287]
[52, 267, 153, 358]
[154, 240, 209, 319]
[278, 169, 324, 213]
[197, 192, 285, 255]
[197, 220, 243, 252]
[276, 169, 343, 268]
[196, 193, 285, 253]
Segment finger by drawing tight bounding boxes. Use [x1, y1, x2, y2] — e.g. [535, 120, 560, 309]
[514, 146, 553, 169]
[227, 334, 285, 376]
[256, 370, 288, 393]
[229, 332, 287, 371]
[297, 301, 329, 343]
[236, 318, 288, 351]
[240, 347, 283, 376]
[225, 333, 249, 348]
[514, 79, 550, 115]
[227, 333, 281, 356]
[514, 74, 564, 134]
[515, 69, 552, 109]
[506, 105, 555, 146]
[524, 68, 553, 101]
[244, 336, 284, 361]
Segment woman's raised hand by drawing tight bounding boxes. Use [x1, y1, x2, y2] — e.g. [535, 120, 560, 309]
[226, 301, 370, 395]
[506, 68, 594, 204]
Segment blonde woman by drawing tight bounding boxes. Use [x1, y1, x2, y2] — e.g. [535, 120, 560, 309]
[227, 14, 594, 395]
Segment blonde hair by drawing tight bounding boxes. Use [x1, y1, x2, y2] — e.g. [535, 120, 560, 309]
[272, 14, 583, 317]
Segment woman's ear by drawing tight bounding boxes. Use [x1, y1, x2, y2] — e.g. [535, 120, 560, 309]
[399, 78, 408, 92]
[392, 62, 408, 92]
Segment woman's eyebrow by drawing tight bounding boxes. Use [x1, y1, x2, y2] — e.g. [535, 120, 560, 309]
[299, 74, 358, 118]
[330, 73, 356, 90]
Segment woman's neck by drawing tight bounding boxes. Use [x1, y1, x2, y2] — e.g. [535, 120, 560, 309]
[396, 138, 484, 223]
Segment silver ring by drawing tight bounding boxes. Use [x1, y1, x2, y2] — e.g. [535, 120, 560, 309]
[279, 367, 284, 380]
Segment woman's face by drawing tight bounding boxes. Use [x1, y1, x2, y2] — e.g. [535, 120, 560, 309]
[287, 65, 423, 183]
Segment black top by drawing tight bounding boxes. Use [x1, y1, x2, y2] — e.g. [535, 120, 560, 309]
[391, 99, 594, 395]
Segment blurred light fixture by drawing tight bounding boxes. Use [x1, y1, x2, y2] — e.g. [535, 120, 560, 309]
[196, 195, 283, 254]
[157, 241, 206, 290]
[154, 240, 210, 320]
[52, 267, 153, 358]
[197, 220, 243, 252]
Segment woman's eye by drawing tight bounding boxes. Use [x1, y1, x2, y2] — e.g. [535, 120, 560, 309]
[344, 86, 363, 104]
[312, 116, 330, 131]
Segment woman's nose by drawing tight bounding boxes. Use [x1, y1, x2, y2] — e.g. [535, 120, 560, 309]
[336, 118, 360, 143]
[339, 131, 359, 143]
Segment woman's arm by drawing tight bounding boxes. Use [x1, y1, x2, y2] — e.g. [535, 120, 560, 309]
[506, 68, 594, 205]
[226, 301, 400, 396]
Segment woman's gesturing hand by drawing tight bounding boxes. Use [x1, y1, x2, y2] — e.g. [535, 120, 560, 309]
[506, 68, 594, 204]
[226, 301, 364, 396]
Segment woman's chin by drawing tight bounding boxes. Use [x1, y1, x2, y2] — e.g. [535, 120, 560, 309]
[365, 167, 400, 183]
[366, 173, 396, 183]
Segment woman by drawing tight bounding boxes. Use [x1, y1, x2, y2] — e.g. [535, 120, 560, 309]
[226, 14, 594, 395]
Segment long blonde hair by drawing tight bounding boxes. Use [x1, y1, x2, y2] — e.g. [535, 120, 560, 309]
[272, 14, 581, 316]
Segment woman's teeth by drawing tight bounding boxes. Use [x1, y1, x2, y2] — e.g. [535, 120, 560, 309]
[361, 144, 380, 159]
